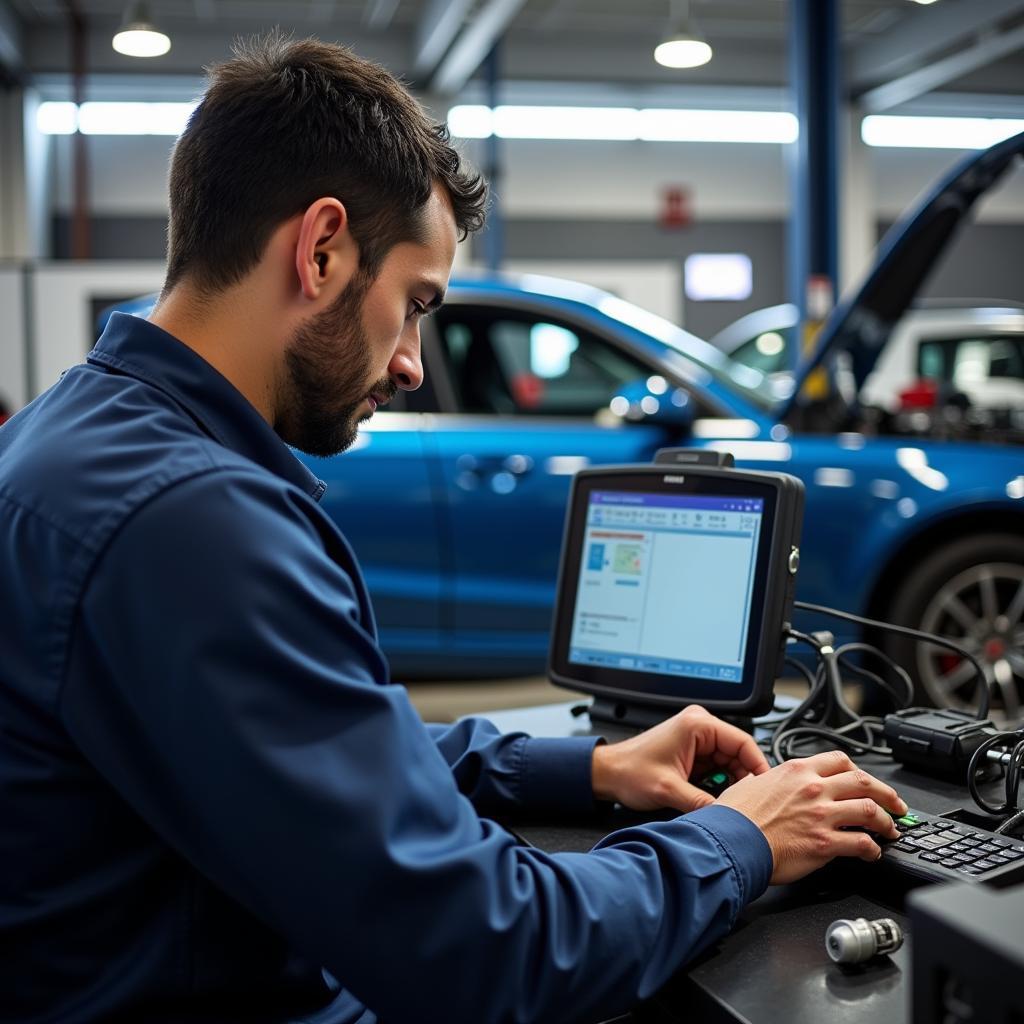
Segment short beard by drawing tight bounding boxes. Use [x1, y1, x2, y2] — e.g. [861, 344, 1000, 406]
[278, 270, 394, 457]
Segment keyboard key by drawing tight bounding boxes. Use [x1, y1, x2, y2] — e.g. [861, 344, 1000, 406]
[958, 866, 984, 875]
[999, 849, 1023, 860]
[977, 843, 1000, 854]
[896, 814, 926, 828]
[972, 860, 998, 871]
[919, 852, 944, 862]
[917, 836, 954, 850]
[990, 838, 1014, 848]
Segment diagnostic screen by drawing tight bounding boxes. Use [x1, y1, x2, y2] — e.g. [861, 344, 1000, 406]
[568, 491, 764, 683]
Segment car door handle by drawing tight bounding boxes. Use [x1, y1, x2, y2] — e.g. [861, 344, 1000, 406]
[455, 454, 534, 491]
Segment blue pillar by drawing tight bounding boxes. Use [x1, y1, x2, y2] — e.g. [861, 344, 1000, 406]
[482, 42, 504, 272]
[788, 0, 840, 369]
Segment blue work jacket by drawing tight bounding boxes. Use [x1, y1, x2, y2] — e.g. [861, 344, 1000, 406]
[0, 313, 772, 1023]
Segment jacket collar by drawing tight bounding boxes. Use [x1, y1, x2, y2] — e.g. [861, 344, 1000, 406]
[89, 313, 326, 501]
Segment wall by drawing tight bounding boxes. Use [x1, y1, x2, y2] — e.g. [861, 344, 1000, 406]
[28, 262, 166, 395]
[50, 133, 1024, 225]
[0, 265, 27, 410]
[493, 220, 786, 340]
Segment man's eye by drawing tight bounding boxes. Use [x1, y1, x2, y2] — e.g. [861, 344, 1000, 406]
[407, 302, 426, 320]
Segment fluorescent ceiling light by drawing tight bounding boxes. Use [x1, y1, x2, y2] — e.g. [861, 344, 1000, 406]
[36, 101, 195, 135]
[862, 114, 1024, 149]
[447, 105, 798, 144]
[37, 101, 78, 135]
[446, 105, 492, 139]
[639, 109, 797, 143]
[494, 105, 639, 140]
[654, 37, 712, 69]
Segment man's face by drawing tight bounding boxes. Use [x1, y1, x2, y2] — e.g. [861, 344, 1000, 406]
[278, 187, 457, 457]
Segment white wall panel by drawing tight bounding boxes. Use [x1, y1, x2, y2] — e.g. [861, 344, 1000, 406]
[0, 266, 27, 410]
[30, 262, 165, 397]
[500, 259, 683, 325]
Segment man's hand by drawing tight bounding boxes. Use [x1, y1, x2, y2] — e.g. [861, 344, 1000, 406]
[591, 704, 769, 813]
[716, 750, 908, 884]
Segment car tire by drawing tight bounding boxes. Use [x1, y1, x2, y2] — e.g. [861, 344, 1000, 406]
[883, 533, 1024, 720]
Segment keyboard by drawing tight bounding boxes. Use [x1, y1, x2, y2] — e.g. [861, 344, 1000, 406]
[878, 809, 1024, 887]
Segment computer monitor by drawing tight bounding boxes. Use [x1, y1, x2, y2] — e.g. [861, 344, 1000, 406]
[548, 462, 804, 725]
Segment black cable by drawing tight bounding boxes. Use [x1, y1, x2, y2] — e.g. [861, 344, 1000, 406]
[783, 656, 817, 691]
[794, 600, 990, 719]
[771, 723, 890, 762]
[834, 643, 915, 710]
[996, 808, 1024, 836]
[967, 731, 1024, 816]
[769, 629, 912, 765]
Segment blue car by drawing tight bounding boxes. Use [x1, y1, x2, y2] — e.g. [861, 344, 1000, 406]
[102, 132, 1024, 717]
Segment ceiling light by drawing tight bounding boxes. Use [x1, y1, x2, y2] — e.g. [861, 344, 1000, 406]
[112, 2, 171, 58]
[447, 105, 797, 144]
[654, 37, 713, 69]
[654, 0, 712, 69]
[861, 114, 1024, 149]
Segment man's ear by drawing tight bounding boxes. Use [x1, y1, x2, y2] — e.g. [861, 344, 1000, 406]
[294, 197, 358, 302]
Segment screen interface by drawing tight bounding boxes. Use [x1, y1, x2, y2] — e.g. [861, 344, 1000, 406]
[568, 491, 764, 683]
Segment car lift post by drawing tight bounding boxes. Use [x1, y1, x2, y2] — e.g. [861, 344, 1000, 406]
[788, 0, 840, 382]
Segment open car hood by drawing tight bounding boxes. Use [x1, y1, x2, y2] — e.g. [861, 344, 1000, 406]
[782, 129, 1024, 418]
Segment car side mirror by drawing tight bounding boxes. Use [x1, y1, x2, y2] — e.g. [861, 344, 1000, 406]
[607, 377, 695, 433]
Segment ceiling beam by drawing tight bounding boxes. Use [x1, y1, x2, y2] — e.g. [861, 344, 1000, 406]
[363, 0, 400, 32]
[412, 0, 473, 76]
[850, 0, 1024, 88]
[860, 21, 1024, 113]
[430, 0, 527, 94]
[0, 0, 24, 73]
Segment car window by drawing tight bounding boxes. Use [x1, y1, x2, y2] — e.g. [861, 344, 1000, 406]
[434, 306, 654, 416]
[917, 335, 1024, 388]
[728, 328, 793, 375]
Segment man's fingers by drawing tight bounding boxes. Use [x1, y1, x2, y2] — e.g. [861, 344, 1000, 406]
[690, 715, 769, 775]
[825, 828, 884, 863]
[829, 796, 900, 839]
[668, 781, 716, 813]
[803, 749, 858, 778]
[826, 769, 906, 818]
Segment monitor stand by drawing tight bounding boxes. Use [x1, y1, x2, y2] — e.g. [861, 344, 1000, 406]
[588, 697, 754, 734]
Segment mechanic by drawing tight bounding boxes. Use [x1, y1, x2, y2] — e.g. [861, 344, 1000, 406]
[0, 33, 906, 1024]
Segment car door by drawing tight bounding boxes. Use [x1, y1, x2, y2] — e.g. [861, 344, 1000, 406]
[428, 298, 682, 673]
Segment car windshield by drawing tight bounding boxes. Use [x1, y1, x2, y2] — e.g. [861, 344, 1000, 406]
[509, 275, 784, 413]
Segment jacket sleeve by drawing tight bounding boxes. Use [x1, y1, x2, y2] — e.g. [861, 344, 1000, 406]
[425, 719, 602, 816]
[62, 468, 773, 1024]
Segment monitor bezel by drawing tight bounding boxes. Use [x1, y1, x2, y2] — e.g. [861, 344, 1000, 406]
[548, 465, 795, 717]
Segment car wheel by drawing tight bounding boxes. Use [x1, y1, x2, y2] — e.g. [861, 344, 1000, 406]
[884, 533, 1024, 720]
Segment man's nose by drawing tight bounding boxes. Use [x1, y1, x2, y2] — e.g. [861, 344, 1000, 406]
[389, 328, 424, 391]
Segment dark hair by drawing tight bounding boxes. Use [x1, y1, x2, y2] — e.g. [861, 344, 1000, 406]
[164, 32, 487, 295]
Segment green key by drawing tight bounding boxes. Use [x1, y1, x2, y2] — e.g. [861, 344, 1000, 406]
[896, 814, 924, 828]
